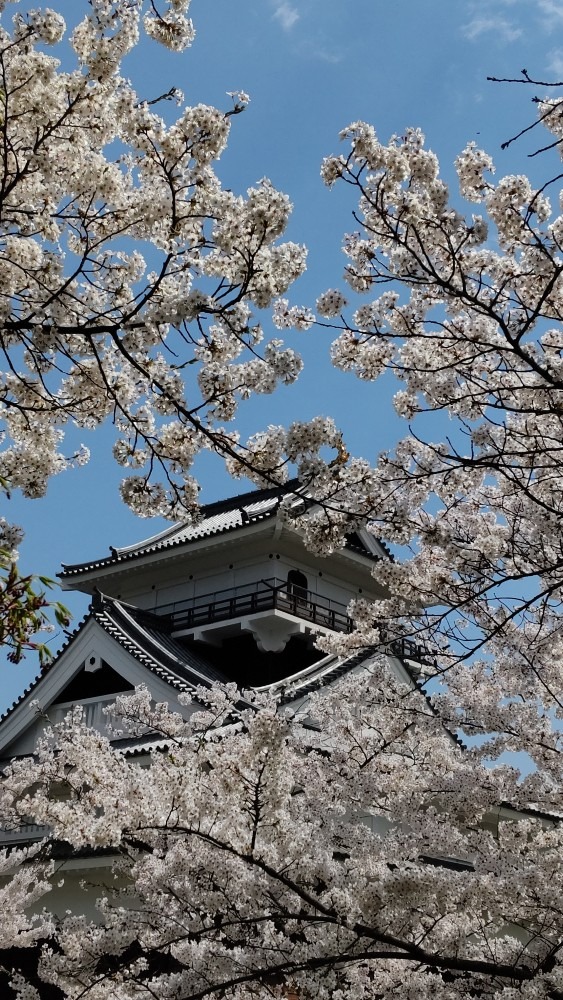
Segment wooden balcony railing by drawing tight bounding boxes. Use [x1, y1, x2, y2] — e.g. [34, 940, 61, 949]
[0, 820, 49, 844]
[386, 635, 437, 670]
[156, 580, 437, 667]
[157, 578, 354, 635]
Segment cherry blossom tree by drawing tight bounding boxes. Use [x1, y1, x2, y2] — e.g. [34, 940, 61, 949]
[0, 0, 333, 530]
[261, 100, 563, 829]
[293, 105, 563, 773]
[0, 678, 561, 1000]
[0, 0, 352, 662]
[0, 0, 563, 996]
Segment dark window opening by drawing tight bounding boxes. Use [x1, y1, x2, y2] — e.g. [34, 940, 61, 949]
[287, 570, 308, 605]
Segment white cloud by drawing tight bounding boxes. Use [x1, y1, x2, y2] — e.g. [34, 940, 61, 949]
[462, 15, 522, 42]
[537, 0, 563, 23]
[461, 0, 527, 42]
[462, 14, 522, 42]
[547, 47, 563, 78]
[311, 46, 341, 64]
[464, 0, 563, 40]
[272, 2, 300, 31]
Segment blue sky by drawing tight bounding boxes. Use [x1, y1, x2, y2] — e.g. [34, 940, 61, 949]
[1, 0, 561, 710]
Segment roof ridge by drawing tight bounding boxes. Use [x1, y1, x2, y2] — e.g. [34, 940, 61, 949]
[197, 478, 302, 518]
[94, 593, 229, 688]
[60, 488, 290, 578]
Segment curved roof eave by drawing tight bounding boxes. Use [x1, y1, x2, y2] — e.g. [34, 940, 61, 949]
[59, 481, 390, 585]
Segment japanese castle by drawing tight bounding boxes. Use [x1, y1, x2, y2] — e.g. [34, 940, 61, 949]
[0, 480, 432, 788]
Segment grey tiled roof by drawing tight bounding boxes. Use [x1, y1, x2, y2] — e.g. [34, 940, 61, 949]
[60, 481, 386, 579]
[91, 593, 230, 690]
[277, 646, 378, 702]
[61, 482, 298, 578]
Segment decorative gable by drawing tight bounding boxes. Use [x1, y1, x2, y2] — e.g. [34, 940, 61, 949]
[51, 661, 135, 704]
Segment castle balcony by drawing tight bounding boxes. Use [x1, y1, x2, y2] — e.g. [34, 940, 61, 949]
[155, 577, 353, 652]
[155, 579, 436, 668]
[158, 578, 352, 632]
[0, 819, 49, 845]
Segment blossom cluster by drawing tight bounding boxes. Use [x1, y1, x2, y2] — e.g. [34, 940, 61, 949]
[0, 674, 561, 999]
[0, 0, 313, 524]
[275, 112, 563, 747]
